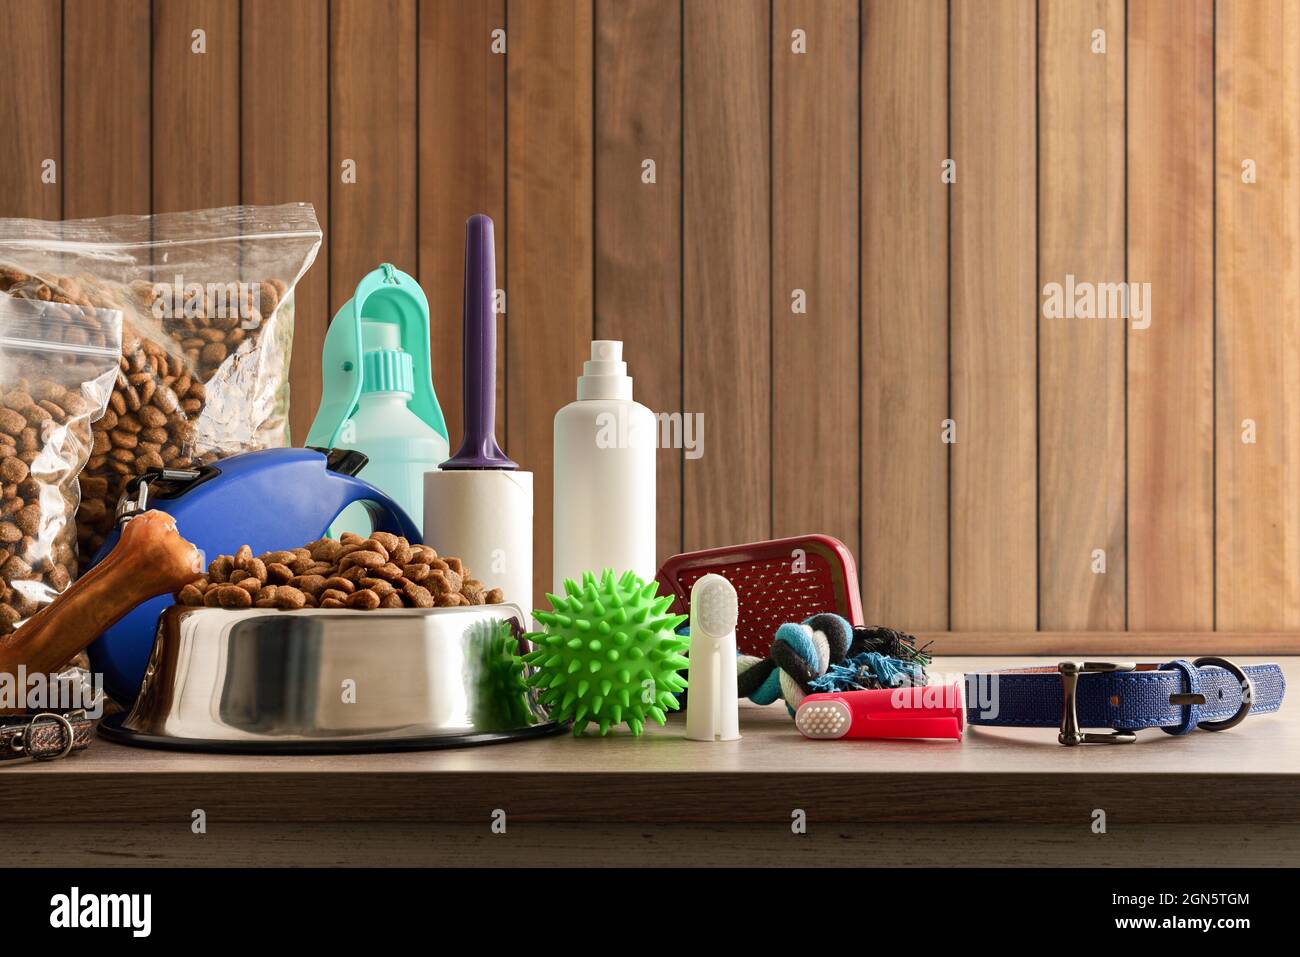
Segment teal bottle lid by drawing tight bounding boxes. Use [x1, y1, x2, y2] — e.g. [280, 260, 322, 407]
[305, 263, 448, 448]
[359, 320, 415, 395]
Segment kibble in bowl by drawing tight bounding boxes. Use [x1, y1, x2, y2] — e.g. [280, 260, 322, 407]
[175, 531, 506, 612]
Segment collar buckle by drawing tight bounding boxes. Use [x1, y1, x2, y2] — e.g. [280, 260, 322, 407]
[1058, 661, 1138, 745]
[4, 712, 78, 761]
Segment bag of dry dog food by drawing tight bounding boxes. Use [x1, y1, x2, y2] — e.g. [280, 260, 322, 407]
[0, 204, 322, 562]
[0, 296, 121, 632]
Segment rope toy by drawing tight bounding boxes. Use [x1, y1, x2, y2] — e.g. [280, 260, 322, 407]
[736, 613, 931, 716]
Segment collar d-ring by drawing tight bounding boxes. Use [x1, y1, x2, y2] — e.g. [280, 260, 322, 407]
[1191, 656, 1254, 731]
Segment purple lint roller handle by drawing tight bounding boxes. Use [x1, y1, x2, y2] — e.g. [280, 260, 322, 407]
[442, 213, 517, 470]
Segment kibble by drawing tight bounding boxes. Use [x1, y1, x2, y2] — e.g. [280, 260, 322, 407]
[0, 304, 117, 633]
[174, 531, 507, 611]
[0, 266, 290, 563]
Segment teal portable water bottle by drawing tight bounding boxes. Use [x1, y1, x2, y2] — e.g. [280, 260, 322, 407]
[305, 263, 449, 537]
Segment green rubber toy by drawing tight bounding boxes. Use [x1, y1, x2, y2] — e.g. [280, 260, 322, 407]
[466, 618, 534, 732]
[523, 570, 690, 736]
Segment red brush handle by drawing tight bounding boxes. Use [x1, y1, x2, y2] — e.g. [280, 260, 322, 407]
[797, 686, 964, 741]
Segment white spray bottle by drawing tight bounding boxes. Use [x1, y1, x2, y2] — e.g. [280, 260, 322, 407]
[553, 340, 656, 590]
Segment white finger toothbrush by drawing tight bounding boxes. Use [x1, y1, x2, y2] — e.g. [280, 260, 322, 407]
[686, 573, 740, 741]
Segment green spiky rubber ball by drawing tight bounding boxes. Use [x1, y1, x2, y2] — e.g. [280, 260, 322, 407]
[523, 570, 689, 736]
[466, 618, 534, 732]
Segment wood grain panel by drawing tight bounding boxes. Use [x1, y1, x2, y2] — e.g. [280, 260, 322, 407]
[242, 0, 330, 443]
[594, 0, 682, 567]
[505, 0, 594, 599]
[1127, 0, 1214, 630]
[13, 0, 1296, 642]
[772, 1, 858, 556]
[1215, 0, 1300, 629]
[152, 0, 240, 213]
[63, 0, 150, 219]
[921, 631, 1300, 655]
[682, 0, 770, 551]
[329, 0, 417, 312]
[862, 0, 947, 630]
[10, 660, 1300, 831]
[0, 0, 61, 220]
[17, 822, 1300, 868]
[419, 0, 507, 453]
[950, 0, 1037, 630]
[1037, 0, 1126, 629]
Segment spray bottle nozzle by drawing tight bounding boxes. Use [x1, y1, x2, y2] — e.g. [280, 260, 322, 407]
[582, 340, 627, 376]
[577, 339, 633, 401]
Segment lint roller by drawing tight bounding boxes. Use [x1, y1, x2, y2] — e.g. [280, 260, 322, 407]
[685, 573, 741, 742]
[423, 215, 534, 615]
[795, 684, 965, 741]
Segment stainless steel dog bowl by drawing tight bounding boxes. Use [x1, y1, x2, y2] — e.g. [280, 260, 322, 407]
[99, 604, 562, 753]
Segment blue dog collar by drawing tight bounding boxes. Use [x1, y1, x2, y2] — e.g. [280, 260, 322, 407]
[964, 658, 1285, 745]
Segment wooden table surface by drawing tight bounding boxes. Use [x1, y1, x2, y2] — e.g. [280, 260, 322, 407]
[4, 656, 1297, 867]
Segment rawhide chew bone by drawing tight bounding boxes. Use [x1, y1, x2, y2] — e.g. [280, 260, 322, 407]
[0, 509, 203, 680]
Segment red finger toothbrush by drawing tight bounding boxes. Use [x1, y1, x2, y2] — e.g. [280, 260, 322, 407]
[795, 684, 964, 741]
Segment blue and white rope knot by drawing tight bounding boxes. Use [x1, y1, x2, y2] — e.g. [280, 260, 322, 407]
[735, 613, 931, 716]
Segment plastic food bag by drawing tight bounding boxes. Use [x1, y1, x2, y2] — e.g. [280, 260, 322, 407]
[0, 204, 322, 561]
[0, 295, 121, 633]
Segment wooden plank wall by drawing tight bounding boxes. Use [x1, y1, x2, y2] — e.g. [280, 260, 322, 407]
[420, 0, 508, 460]
[950, 0, 1037, 630]
[3, 0, 1300, 638]
[595, 0, 682, 564]
[506, 0, 594, 601]
[1037, 0, 1126, 630]
[682, 0, 769, 553]
[1127, 0, 1215, 631]
[1216, 0, 1300, 630]
[64, 0, 150, 221]
[243, 0, 330, 443]
[862, 0, 948, 631]
[0, 0, 60, 222]
[772, 0, 858, 552]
